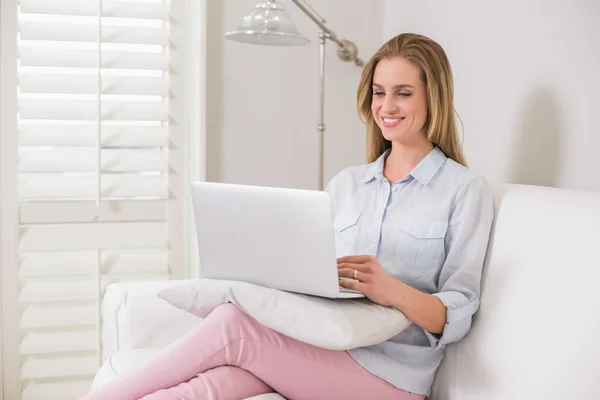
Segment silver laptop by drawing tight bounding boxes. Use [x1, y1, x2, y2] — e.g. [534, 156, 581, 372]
[190, 181, 364, 299]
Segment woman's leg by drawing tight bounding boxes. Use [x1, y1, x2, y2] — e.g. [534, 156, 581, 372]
[82, 303, 423, 400]
[140, 366, 273, 400]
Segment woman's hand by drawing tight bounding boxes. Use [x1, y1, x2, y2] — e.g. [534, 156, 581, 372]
[337, 255, 401, 307]
[339, 255, 448, 334]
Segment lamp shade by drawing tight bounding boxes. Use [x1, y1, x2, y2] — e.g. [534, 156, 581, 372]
[225, 0, 310, 46]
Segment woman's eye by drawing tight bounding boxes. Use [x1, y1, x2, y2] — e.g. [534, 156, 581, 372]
[399, 92, 412, 98]
[373, 91, 385, 97]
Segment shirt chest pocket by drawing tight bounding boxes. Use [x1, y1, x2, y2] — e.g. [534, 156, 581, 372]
[393, 218, 448, 279]
[333, 211, 361, 256]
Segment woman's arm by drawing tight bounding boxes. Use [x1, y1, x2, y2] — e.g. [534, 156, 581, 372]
[390, 280, 447, 334]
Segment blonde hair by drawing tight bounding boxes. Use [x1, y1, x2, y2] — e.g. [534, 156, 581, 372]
[357, 33, 467, 166]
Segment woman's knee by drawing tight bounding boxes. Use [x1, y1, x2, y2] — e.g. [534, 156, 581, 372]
[210, 303, 254, 326]
[212, 302, 245, 318]
[202, 303, 271, 346]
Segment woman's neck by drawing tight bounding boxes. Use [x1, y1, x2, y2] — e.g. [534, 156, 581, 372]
[383, 139, 434, 183]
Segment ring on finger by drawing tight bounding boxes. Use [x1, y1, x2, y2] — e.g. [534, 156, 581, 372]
[353, 269, 358, 280]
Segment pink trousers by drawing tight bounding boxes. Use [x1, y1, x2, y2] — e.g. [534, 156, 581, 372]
[82, 303, 424, 400]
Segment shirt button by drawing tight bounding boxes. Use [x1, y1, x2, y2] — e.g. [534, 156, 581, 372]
[369, 245, 375, 250]
[392, 187, 397, 192]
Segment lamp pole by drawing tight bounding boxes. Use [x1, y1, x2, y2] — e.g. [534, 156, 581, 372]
[318, 30, 326, 190]
[290, 0, 364, 190]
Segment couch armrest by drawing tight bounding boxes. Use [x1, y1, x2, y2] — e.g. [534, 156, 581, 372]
[101, 280, 202, 361]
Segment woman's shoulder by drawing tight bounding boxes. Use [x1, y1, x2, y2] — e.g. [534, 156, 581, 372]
[439, 159, 494, 204]
[442, 158, 489, 186]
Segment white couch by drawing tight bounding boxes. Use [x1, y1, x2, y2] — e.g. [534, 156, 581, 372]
[91, 183, 600, 399]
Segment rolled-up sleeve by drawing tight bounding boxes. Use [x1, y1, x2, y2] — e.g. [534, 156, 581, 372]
[425, 177, 495, 350]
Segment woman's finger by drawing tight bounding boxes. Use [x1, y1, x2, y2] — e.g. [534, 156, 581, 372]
[337, 255, 375, 264]
[338, 277, 366, 293]
[338, 268, 363, 281]
[337, 262, 372, 272]
[337, 268, 353, 279]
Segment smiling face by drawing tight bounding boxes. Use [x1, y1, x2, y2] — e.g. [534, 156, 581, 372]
[371, 57, 429, 147]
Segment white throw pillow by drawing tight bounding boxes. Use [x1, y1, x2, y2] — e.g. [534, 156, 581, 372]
[158, 279, 412, 351]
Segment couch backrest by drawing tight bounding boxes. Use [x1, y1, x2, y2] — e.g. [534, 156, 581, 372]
[431, 183, 600, 399]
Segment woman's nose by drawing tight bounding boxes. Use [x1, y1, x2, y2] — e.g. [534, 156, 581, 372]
[382, 96, 398, 114]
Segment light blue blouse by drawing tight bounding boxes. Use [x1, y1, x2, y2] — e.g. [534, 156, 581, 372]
[325, 146, 495, 396]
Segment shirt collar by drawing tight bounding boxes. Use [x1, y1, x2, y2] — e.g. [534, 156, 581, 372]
[363, 146, 447, 186]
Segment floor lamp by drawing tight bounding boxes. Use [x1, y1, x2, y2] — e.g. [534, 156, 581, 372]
[225, 0, 365, 190]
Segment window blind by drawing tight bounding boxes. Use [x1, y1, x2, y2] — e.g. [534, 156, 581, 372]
[1, 0, 187, 398]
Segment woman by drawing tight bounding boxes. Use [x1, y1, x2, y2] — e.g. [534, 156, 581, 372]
[82, 33, 494, 400]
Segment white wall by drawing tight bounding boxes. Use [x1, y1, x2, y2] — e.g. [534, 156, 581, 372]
[384, 0, 600, 191]
[206, 0, 383, 189]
